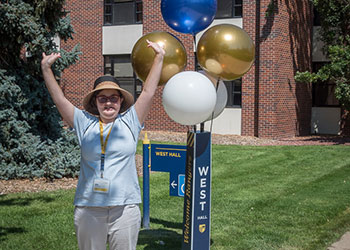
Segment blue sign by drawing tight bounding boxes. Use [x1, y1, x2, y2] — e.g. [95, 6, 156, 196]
[150, 144, 186, 197]
[182, 132, 211, 250]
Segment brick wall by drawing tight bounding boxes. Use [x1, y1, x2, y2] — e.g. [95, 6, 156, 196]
[61, 0, 104, 109]
[61, 0, 317, 138]
[242, 0, 312, 139]
[242, 0, 259, 137]
[284, 0, 312, 136]
[273, 0, 312, 138]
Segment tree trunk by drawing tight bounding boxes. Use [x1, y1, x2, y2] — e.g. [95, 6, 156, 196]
[339, 108, 350, 136]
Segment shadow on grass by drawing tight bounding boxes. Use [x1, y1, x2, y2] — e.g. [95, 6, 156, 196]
[150, 217, 182, 230]
[0, 194, 55, 206]
[0, 226, 26, 242]
[138, 228, 182, 250]
[138, 217, 183, 249]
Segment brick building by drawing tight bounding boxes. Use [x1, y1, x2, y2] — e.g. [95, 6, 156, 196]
[60, 0, 349, 138]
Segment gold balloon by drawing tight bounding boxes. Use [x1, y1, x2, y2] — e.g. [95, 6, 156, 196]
[131, 32, 187, 85]
[197, 24, 255, 81]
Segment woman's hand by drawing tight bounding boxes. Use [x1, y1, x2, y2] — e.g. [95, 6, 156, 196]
[146, 40, 165, 59]
[41, 52, 61, 70]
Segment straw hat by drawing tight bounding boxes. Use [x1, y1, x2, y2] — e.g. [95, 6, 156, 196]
[83, 75, 134, 115]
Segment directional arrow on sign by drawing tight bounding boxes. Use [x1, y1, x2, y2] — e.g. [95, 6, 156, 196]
[171, 180, 177, 189]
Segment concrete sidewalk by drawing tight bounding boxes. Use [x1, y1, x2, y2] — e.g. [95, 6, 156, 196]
[328, 232, 350, 250]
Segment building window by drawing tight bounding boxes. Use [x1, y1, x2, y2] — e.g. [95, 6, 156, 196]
[313, 7, 321, 26]
[104, 55, 142, 100]
[216, 0, 242, 19]
[312, 62, 339, 107]
[313, 82, 339, 107]
[104, 0, 143, 25]
[224, 78, 242, 107]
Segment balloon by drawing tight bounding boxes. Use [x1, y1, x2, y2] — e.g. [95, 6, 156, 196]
[131, 32, 187, 85]
[198, 70, 219, 86]
[197, 24, 255, 80]
[162, 71, 217, 125]
[205, 80, 228, 121]
[161, 0, 217, 34]
[198, 70, 228, 121]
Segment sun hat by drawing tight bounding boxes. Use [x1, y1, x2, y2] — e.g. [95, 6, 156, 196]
[83, 75, 134, 115]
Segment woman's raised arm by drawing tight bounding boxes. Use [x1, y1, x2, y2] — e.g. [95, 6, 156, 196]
[134, 40, 165, 124]
[41, 52, 75, 128]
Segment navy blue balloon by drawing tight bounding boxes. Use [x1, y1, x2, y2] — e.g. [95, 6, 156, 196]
[161, 0, 217, 35]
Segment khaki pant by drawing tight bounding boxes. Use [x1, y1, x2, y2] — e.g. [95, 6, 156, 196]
[74, 205, 141, 250]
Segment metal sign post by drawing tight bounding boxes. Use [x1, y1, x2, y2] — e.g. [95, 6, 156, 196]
[142, 134, 151, 229]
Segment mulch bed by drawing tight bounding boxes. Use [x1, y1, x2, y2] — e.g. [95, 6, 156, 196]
[0, 178, 78, 196]
[140, 131, 350, 146]
[1, 131, 349, 195]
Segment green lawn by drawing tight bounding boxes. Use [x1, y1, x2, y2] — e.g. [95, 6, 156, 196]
[1, 145, 350, 250]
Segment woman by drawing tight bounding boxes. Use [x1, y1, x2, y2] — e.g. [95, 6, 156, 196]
[41, 40, 164, 250]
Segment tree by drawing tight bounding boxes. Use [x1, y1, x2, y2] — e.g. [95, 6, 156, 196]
[295, 0, 350, 133]
[0, 0, 81, 179]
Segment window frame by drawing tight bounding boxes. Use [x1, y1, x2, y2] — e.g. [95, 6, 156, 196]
[215, 0, 243, 19]
[224, 78, 242, 108]
[312, 62, 340, 107]
[313, 6, 321, 26]
[312, 81, 340, 107]
[104, 0, 143, 26]
[104, 55, 142, 100]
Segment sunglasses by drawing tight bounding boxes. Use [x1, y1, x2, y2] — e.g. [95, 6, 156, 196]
[96, 95, 121, 104]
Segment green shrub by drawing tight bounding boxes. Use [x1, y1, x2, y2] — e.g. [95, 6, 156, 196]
[0, 0, 81, 180]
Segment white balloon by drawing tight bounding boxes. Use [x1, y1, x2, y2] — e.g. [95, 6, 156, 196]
[206, 80, 228, 121]
[162, 71, 217, 125]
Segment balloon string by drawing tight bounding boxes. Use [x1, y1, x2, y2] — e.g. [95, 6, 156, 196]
[193, 33, 201, 134]
[193, 35, 197, 52]
[210, 78, 220, 133]
[193, 35, 198, 71]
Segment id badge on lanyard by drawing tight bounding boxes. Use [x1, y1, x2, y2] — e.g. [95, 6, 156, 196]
[93, 178, 110, 193]
[93, 120, 113, 194]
